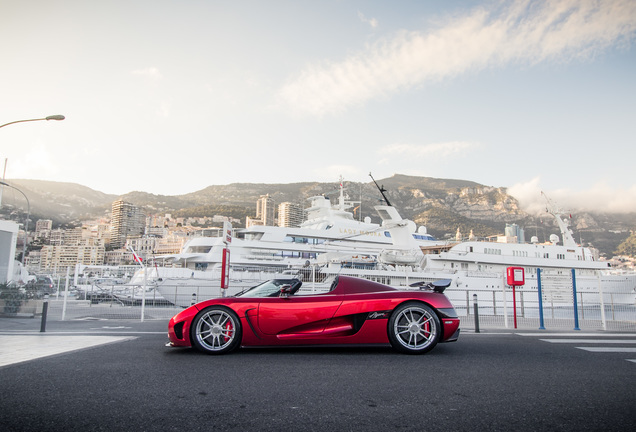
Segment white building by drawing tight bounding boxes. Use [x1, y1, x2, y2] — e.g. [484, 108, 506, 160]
[278, 202, 304, 228]
[0, 220, 19, 284]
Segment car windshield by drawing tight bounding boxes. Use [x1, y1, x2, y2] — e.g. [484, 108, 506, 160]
[236, 279, 301, 298]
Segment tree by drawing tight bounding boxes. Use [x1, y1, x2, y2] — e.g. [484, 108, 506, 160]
[615, 230, 636, 257]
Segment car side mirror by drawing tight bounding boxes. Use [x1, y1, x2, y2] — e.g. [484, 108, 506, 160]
[279, 285, 293, 298]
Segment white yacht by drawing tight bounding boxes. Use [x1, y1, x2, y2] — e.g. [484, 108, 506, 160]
[133, 180, 635, 308]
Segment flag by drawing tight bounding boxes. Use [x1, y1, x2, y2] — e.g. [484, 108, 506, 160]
[132, 252, 143, 263]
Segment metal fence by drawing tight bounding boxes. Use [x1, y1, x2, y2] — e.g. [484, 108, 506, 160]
[2, 284, 634, 333]
[454, 287, 636, 331]
[2, 265, 635, 332]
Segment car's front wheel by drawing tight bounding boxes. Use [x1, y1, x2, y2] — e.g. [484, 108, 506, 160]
[191, 306, 242, 354]
[388, 302, 441, 354]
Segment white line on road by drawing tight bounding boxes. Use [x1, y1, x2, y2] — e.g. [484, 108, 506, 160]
[540, 339, 636, 344]
[576, 347, 636, 353]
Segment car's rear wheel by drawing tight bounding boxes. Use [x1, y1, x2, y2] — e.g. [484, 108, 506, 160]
[388, 302, 441, 354]
[191, 306, 241, 354]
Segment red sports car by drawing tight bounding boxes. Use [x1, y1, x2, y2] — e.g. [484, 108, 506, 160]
[167, 275, 460, 354]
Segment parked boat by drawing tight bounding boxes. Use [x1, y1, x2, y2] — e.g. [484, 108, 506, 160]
[128, 180, 635, 308]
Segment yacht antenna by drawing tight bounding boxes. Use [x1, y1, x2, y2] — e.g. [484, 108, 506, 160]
[369, 172, 392, 206]
[541, 191, 577, 247]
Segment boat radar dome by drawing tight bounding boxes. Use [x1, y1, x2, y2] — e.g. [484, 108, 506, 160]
[364, 217, 371, 224]
[531, 236, 539, 244]
[418, 226, 427, 234]
[549, 234, 560, 245]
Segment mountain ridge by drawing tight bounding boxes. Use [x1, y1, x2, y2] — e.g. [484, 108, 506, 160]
[1, 174, 634, 258]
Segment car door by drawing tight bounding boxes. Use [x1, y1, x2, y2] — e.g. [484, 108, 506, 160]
[257, 293, 343, 336]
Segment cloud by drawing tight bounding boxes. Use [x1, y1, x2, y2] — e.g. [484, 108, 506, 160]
[280, 0, 636, 116]
[378, 141, 477, 159]
[358, 11, 378, 29]
[314, 165, 365, 182]
[131, 67, 163, 82]
[508, 177, 636, 214]
[157, 101, 171, 118]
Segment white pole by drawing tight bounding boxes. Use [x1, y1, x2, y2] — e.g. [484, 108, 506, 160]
[62, 266, 70, 320]
[73, 263, 79, 288]
[312, 264, 316, 293]
[141, 264, 147, 322]
[0, 158, 6, 206]
[502, 274, 509, 329]
[598, 272, 606, 331]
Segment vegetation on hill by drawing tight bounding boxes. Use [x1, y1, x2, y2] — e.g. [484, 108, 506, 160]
[2, 174, 635, 259]
[171, 205, 253, 224]
[616, 231, 636, 256]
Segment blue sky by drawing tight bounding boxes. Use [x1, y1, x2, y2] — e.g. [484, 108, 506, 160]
[1, 0, 635, 214]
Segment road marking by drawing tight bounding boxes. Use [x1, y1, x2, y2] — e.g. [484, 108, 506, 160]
[576, 347, 636, 353]
[0, 335, 136, 368]
[528, 333, 636, 363]
[540, 339, 636, 344]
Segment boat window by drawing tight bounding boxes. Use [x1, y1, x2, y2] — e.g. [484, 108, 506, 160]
[384, 232, 391, 238]
[186, 246, 212, 253]
[412, 234, 436, 240]
[284, 236, 325, 245]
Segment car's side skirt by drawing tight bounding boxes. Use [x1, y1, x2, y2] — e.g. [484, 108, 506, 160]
[240, 316, 391, 347]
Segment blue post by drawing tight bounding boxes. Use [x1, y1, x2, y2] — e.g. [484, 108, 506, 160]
[537, 268, 545, 330]
[571, 269, 580, 331]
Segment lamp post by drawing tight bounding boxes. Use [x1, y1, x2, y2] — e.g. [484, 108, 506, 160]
[0, 114, 65, 129]
[0, 114, 65, 206]
[0, 181, 30, 265]
[0, 114, 64, 259]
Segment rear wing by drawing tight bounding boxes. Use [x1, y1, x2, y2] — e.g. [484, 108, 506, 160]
[409, 279, 452, 293]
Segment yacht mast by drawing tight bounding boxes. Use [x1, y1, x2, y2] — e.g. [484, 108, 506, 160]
[369, 173, 392, 206]
[541, 191, 577, 247]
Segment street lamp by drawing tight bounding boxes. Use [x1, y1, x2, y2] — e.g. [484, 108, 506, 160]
[0, 181, 30, 265]
[0, 115, 65, 129]
[0, 114, 63, 263]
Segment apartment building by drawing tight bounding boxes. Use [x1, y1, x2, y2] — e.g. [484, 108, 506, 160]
[247, 194, 276, 227]
[278, 202, 304, 228]
[39, 242, 106, 273]
[110, 200, 145, 248]
[34, 219, 52, 240]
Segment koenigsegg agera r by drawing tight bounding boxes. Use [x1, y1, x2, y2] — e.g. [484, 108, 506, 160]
[168, 275, 460, 354]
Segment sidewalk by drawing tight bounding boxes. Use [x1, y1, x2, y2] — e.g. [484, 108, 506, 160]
[0, 317, 167, 369]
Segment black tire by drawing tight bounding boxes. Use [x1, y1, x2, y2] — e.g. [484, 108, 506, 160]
[387, 302, 441, 354]
[190, 306, 242, 354]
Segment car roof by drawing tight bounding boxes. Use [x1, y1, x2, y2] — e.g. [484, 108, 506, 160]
[332, 276, 397, 295]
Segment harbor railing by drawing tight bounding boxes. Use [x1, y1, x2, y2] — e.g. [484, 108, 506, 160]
[2, 284, 634, 332]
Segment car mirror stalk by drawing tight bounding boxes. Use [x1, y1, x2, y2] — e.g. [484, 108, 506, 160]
[279, 285, 293, 298]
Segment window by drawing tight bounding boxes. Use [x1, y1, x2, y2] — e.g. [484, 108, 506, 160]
[187, 246, 212, 253]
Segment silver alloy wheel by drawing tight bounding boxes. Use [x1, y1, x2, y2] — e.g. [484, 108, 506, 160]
[194, 309, 237, 352]
[393, 305, 437, 350]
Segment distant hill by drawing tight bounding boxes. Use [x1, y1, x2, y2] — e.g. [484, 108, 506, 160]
[1, 174, 635, 258]
[1, 179, 116, 225]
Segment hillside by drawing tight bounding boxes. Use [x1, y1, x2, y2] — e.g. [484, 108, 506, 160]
[1, 175, 635, 258]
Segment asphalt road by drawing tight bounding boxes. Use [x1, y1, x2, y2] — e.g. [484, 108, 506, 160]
[0, 319, 634, 432]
